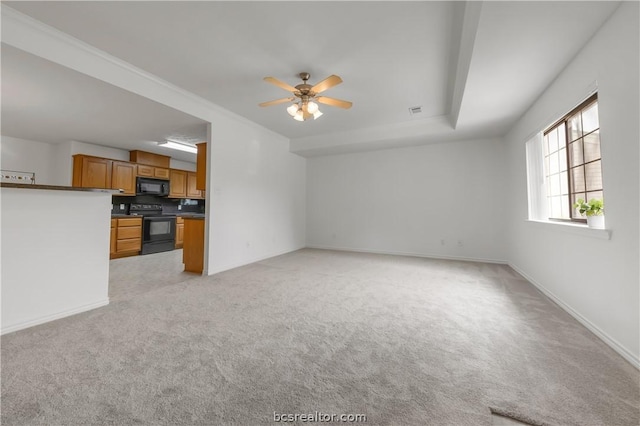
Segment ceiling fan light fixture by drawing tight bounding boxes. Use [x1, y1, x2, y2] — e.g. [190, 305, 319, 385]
[307, 101, 319, 114]
[286, 103, 299, 117]
[293, 110, 304, 121]
[260, 72, 351, 122]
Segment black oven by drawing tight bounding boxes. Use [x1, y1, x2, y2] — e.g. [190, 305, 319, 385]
[130, 204, 176, 255]
[141, 216, 176, 254]
[136, 177, 169, 197]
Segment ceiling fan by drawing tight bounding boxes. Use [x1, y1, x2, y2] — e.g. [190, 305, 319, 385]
[259, 72, 352, 121]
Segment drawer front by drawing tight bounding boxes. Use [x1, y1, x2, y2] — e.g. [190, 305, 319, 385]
[116, 238, 141, 253]
[137, 165, 154, 177]
[118, 217, 142, 227]
[154, 168, 170, 179]
[117, 226, 141, 240]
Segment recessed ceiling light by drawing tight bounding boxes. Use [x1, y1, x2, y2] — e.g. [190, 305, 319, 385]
[157, 140, 197, 154]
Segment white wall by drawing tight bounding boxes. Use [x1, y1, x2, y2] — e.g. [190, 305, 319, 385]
[504, 2, 639, 366]
[1, 188, 111, 334]
[207, 118, 306, 274]
[307, 138, 506, 263]
[0, 135, 56, 184]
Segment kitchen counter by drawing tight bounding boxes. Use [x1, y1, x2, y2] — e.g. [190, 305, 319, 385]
[111, 213, 205, 218]
[1, 182, 121, 193]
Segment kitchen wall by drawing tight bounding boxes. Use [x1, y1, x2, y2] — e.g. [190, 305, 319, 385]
[0, 136, 197, 186]
[307, 138, 506, 262]
[0, 135, 57, 184]
[503, 2, 639, 366]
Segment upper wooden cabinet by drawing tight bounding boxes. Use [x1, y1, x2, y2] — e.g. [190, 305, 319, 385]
[72, 155, 136, 195]
[137, 164, 170, 180]
[111, 161, 137, 195]
[186, 172, 201, 198]
[196, 142, 206, 190]
[129, 150, 170, 168]
[153, 168, 170, 179]
[169, 169, 187, 198]
[73, 151, 202, 199]
[73, 155, 111, 189]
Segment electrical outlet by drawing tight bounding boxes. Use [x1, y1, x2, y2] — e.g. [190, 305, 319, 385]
[178, 205, 182, 210]
[120, 204, 125, 210]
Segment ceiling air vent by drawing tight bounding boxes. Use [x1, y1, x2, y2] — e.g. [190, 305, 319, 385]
[408, 106, 422, 116]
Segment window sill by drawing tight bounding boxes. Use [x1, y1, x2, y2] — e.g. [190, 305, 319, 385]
[526, 219, 611, 240]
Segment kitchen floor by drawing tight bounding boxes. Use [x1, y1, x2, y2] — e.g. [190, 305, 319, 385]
[109, 249, 200, 301]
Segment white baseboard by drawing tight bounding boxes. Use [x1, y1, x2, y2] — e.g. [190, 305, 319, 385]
[206, 245, 307, 275]
[306, 244, 508, 265]
[1, 299, 110, 335]
[509, 263, 640, 370]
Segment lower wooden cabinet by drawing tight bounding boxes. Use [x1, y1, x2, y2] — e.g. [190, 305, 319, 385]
[175, 217, 185, 249]
[110, 219, 117, 256]
[183, 217, 204, 273]
[110, 217, 142, 259]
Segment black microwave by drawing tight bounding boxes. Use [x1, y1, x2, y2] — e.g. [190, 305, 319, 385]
[136, 177, 170, 196]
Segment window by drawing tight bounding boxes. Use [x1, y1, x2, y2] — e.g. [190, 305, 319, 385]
[542, 94, 602, 222]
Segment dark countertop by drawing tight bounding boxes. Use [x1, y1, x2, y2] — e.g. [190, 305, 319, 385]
[111, 213, 205, 218]
[1, 183, 121, 193]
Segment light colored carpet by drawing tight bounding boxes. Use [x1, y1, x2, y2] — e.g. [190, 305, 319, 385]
[2, 248, 638, 425]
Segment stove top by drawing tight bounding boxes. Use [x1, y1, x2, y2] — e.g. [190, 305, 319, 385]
[129, 203, 163, 217]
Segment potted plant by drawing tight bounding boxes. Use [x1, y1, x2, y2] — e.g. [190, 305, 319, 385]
[573, 198, 605, 229]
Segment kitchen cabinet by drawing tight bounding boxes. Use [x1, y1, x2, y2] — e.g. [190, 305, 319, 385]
[169, 169, 187, 198]
[111, 217, 142, 259]
[196, 142, 206, 190]
[153, 168, 170, 179]
[110, 219, 117, 256]
[183, 217, 204, 273]
[72, 155, 136, 196]
[111, 161, 137, 195]
[186, 172, 201, 198]
[73, 155, 111, 189]
[137, 164, 170, 179]
[129, 150, 170, 168]
[175, 217, 184, 249]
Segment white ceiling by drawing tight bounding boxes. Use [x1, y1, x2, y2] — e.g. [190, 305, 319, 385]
[1, 45, 207, 162]
[2, 1, 621, 157]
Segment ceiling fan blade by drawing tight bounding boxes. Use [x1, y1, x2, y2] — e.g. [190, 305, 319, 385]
[258, 97, 295, 107]
[311, 75, 342, 93]
[264, 76, 297, 93]
[316, 96, 353, 109]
